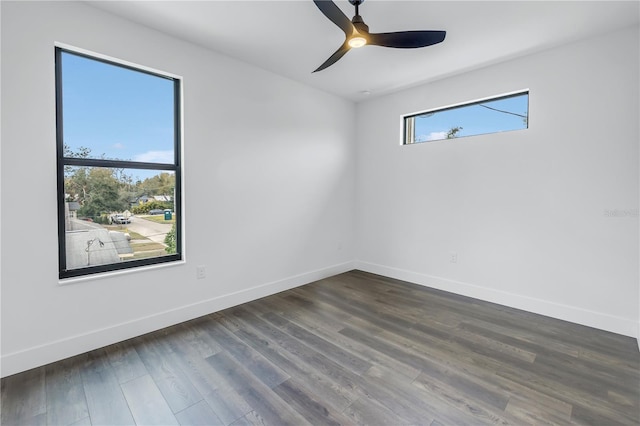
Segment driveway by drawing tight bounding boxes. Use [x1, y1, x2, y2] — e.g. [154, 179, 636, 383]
[126, 216, 173, 244]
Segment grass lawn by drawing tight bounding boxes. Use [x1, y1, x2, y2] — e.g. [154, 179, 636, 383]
[132, 249, 167, 259]
[125, 230, 146, 240]
[130, 241, 166, 251]
[140, 214, 176, 225]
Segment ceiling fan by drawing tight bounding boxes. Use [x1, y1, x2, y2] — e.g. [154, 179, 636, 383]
[312, 0, 446, 72]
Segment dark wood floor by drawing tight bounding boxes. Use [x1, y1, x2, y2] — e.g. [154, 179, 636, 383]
[2, 270, 639, 425]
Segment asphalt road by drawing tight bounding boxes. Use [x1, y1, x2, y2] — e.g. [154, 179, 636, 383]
[126, 216, 173, 244]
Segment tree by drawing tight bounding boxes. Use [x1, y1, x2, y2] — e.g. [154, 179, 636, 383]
[64, 145, 136, 219]
[74, 167, 128, 220]
[132, 200, 173, 215]
[139, 173, 175, 196]
[447, 126, 463, 139]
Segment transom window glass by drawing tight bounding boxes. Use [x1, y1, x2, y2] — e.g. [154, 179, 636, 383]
[403, 91, 529, 144]
[55, 47, 182, 279]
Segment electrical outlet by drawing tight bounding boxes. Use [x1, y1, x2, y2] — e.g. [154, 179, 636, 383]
[196, 265, 206, 279]
[450, 252, 458, 264]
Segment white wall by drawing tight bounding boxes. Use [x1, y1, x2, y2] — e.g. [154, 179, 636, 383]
[0, 1, 356, 376]
[355, 25, 640, 338]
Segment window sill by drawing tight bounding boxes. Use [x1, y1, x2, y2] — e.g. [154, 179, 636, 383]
[58, 259, 186, 286]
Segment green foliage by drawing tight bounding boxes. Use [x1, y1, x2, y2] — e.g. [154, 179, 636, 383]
[93, 214, 110, 225]
[164, 223, 177, 254]
[139, 173, 175, 196]
[446, 126, 463, 139]
[132, 201, 173, 215]
[70, 167, 128, 219]
[63, 144, 91, 159]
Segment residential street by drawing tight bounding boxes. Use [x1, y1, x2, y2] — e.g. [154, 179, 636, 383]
[125, 216, 173, 244]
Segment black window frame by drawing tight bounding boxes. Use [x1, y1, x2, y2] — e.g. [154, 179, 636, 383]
[55, 47, 183, 279]
[402, 90, 529, 145]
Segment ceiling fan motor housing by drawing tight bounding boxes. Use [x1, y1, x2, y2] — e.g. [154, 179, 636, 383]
[352, 15, 369, 34]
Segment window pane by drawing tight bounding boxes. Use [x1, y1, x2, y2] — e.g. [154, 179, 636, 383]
[405, 92, 529, 144]
[64, 167, 177, 271]
[60, 51, 175, 163]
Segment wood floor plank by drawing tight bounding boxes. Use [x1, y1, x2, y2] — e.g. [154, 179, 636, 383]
[261, 311, 372, 375]
[120, 375, 179, 425]
[205, 319, 290, 389]
[504, 395, 572, 425]
[329, 273, 458, 326]
[259, 299, 422, 381]
[228, 410, 269, 426]
[45, 355, 90, 426]
[354, 368, 439, 424]
[448, 325, 538, 363]
[341, 395, 411, 425]
[265, 292, 354, 333]
[175, 400, 223, 426]
[1, 367, 46, 426]
[534, 352, 638, 399]
[80, 351, 135, 425]
[208, 311, 242, 332]
[206, 351, 312, 426]
[477, 371, 574, 422]
[103, 340, 148, 384]
[460, 319, 640, 384]
[134, 333, 203, 413]
[179, 317, 225, 358]
[235, 304, 363, 404]
[272, 379, 355, 426]
[231, 319, 356, 412]
[288, 288, 384, 335]
[495, 356, 638, 424]
[164, 323, 255, 425]
[411, 370, 513, 425]
[570, 401, 634, 426]
[162, 332, 222, 398]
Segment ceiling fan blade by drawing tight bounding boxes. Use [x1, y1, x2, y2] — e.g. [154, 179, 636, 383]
[313, 42, 351, 73]
[312, 0, 354, 36]
[369, 30, 446, 48]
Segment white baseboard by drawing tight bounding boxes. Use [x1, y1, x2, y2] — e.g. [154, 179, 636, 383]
[355, 261, 639, 339]
[1, 261, 356, 378]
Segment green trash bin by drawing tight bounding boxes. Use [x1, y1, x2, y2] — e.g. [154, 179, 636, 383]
[164, 210, 172, 220]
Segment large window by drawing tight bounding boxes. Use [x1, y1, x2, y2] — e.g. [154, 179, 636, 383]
[403, 91, 529, 145]
[55, 47, 182, 279]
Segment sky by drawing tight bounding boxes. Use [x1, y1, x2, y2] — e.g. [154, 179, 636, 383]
[413, 93, 529, 143]
[61, 51, 176, 181]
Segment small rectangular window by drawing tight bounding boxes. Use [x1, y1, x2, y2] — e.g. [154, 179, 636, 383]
[55, 47, 182, 279]
[403, 91, 529, 145]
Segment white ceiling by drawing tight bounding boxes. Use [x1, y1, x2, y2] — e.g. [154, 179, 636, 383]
[89, 1, 639, 102]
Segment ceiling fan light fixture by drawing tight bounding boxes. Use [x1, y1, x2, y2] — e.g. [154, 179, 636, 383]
[348, 36, 367, 48]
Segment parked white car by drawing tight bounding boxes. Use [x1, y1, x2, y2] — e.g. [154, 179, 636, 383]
[111, 214, 131, 224]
